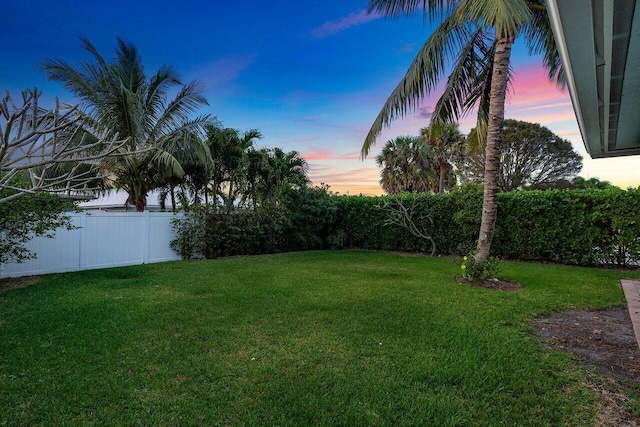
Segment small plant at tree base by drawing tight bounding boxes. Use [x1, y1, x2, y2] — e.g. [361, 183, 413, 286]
[460, 254, 501, 281]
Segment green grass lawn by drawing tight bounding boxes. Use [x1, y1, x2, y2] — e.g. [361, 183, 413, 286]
[1, 251, 639, 425]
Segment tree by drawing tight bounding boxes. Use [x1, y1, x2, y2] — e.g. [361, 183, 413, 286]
[1, 88, 130, 264]
[420, 123, 465, 193]
[1, 88, 127, 204]
[376, 135, 437, 194]
[457, 119, 582, 191]
[41, 38, 215, 211]
[205, 126, 263, 210]
[249, 147, 309, 206]
[361, 0, 562, 263]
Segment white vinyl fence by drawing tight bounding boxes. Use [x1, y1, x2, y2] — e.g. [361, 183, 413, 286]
[1, 211, 182, 279]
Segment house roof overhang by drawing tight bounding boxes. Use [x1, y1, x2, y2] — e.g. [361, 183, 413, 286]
[547, 0, 640, 158]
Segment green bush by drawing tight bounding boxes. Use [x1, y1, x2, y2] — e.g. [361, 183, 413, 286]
[0, 184, 75, 264]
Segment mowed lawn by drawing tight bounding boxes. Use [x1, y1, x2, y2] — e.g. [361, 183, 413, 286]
[1, 251, 639, 425]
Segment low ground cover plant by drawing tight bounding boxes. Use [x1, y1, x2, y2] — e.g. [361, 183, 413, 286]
[1, 251, 639, 425]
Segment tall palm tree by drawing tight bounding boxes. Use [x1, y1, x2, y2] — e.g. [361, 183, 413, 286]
[41, 38, 214, 211]
[420, 123, 465, 194]
[361, 0, 561, 262]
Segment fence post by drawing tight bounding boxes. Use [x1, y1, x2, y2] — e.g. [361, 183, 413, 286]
[143, 210, 150, 264]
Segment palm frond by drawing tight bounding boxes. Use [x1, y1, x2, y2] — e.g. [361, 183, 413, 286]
[521, 1, 565, 86]
[458, 0, 531, 39]
[430, 27, 493, 125]
[152, 81, 209, 138]
[368, 0, 452, 21]
[362, 13, 480, 157]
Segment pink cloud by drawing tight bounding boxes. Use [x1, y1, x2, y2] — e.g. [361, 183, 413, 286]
[508, 64, 569, 108]
[191, 54, 256, 90]
[301, 148, 334, 161]
[311, 9, 381, 39]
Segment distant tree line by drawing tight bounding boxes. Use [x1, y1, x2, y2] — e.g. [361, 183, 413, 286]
[376, 119, 589, 194]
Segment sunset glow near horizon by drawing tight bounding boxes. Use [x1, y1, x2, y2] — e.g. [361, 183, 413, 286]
[3, 1, 639, 196]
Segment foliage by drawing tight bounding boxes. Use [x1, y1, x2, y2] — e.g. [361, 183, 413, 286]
[169, 206, 209, 260]
[204, 126, 263, 210]
[334, 193, 455, 254]
[202, 125, 309, 210]
[41, 38, 214, 211]
[457, 120, 583, 191]
[171, 183, 640, 267]
[376, 135, 438, 194]
[420, 123, 465, 194]
[170, 185, 336, 259]
[460, 254, 501, 280]
[335, 187, 640, 267]
[279, 184, 337, 250]
[248, 147, 309, 207]
[0, 182, 74, 264]
[2, 252, 638, 425]
[327, 229, 347, 249]
[205, 207, 291, 258]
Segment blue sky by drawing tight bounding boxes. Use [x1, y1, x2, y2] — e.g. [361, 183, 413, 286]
[3, 0, 639, 195]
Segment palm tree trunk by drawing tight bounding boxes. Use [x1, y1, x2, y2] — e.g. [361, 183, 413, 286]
[438, 162, 446, 194]
[475, 33, 514, 263]
[227, 178, 234, 212]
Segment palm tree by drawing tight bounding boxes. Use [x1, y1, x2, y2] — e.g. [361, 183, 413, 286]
[361, 0, 561, 262]
[376, 135, 437, 194]
[245, 147, 309, 206]
[205, 127, 263, 211]
[258, 147, 309, 204]
[420, 123, 465, 194]
[41, 38, 214, 211]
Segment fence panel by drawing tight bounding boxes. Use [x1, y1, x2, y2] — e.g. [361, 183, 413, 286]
[1, 212, 181, 278]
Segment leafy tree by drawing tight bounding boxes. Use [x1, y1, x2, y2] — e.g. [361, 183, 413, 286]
[420, 123, 465, 193]
[457, 119, 582, 191]
[0, 178, 74, 264]
[376, 135, 437, 194]
[41, 38, 215, 211]
[361, 0, 562, 262]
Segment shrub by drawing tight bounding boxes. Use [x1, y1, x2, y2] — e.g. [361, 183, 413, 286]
[0, 184, 75, 264]
[170, 206, 209, 260]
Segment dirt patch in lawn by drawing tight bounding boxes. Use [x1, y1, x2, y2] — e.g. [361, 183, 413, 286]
[534, 306, 640, 425]
[0, 276, 42, 292]
[457, 277, 522, 292]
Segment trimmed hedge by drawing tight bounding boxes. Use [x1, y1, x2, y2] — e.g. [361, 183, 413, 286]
[335, 187, 640, 266]
[172, 186, 640, 267]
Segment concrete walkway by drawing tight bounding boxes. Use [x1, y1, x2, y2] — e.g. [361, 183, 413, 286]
[621, 279, 640, 348]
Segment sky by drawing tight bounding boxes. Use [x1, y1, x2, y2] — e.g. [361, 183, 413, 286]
[3, 0, 639, 197]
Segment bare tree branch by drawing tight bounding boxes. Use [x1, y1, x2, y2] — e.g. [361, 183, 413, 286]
[377, 196, 436, 256]
[1, 88, 131, 204]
